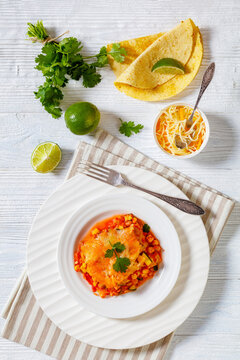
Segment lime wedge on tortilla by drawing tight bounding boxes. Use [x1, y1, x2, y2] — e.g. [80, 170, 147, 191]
[31, 142, 61, 173]
[151, 58, 185, 75]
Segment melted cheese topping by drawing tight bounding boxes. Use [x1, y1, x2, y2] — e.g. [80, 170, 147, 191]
[74, 214, 163, 297]
[80, 225, 145, 288]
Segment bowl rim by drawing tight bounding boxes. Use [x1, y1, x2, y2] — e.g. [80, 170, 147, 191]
[153, 102, 210, 159]
[57, 193, 182, 319]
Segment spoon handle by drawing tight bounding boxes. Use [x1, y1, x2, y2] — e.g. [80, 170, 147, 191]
[187, 62, 215, 125]
[194, 62, 215, 110]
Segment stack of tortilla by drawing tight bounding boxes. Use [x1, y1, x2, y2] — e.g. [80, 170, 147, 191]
[107, 19, 203, 101]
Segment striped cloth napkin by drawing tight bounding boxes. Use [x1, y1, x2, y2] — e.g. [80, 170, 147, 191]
[1, 130, 234, 360]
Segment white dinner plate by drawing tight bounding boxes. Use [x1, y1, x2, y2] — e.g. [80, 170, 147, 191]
[27, 165, 210, 349]
[58, 194, 181, 318]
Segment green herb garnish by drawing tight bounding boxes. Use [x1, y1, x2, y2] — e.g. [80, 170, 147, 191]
[105, 241, 130, 273]
[27, 21, 127, 118]
[108, 43, 127, 63]
[143, 224, 150, 233]
[119, 119, 144, 137]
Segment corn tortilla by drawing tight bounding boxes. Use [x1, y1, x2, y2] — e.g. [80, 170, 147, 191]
[107, 33, 163, 78]
[115, 19, 194, 90]
[108, 19, 203, 101]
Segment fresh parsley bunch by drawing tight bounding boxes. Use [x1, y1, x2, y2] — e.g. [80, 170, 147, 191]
[27, 21, 127, 118]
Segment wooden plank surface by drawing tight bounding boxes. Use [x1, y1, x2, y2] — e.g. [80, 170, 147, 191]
[0, 0, 240, 359]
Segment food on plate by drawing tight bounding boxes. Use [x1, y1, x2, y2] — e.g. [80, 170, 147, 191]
[107, 19, 203, 101]
[155, 104, 206, 156]
[74, 214, 163, 298]
[151, 58, 185, 75]
[119, 119, 144, 137]
[65, 102, 100, 135]
[31, 142, 61, 173]
[27, 21, 127, 119]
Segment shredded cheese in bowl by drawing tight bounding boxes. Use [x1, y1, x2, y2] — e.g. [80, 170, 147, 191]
[154, 104, 209, 158]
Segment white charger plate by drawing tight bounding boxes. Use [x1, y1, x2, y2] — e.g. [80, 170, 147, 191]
[27, 165, 210, 349]
[58, 194, 181, 319]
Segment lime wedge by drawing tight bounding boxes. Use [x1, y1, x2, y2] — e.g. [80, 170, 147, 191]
[151, 58, 185, 75]
[31, 142, 61, 173]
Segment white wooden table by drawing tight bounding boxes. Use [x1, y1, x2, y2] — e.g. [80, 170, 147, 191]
[1, 0, 240, 359]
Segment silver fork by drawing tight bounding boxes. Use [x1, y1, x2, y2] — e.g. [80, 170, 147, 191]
[81, 162, 205, 215]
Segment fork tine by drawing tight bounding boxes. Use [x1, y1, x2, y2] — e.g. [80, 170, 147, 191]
[88, 162, 110, 173]
[83, 171, 108, 184]
[88, 164, 109, 175]
[86, 168, 108, 179]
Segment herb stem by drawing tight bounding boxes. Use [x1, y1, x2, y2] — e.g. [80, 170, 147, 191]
[109, 241, 119, 258]
[83, 50, 123, 60]
[82, 55, 98, 59]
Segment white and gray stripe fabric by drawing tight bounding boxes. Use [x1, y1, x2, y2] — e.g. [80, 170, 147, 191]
[1, 130, 235, 360]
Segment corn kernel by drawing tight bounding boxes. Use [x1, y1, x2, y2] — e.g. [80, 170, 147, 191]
[132, 217, 137, 223]
[118, 225, 123, 230]
[80, 264, 87, 272]
[132, 274, 137, 279]
[152, 240, 159, 246]
[148, 247, 155, 254]
[147, 235, 154, 243]
[124, 215, 132, 221]
[92, 228, 100, 235]
[74, 265, 80, 272]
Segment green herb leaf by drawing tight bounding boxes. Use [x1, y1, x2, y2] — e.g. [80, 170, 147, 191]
[104, 241, 130, 272]
[34, 81, 63, 119]
[105, 249, 114, 258]
[67, 54, 85, 80]
[92, 46, 109, 68]
[119, 119, 144, 137]
[35, 43, 59, 70]
[112, 242, 125, 253]
[59, 37, 83, 54]
[108, 43, 127, 63]
[82, 65, 102, 88]
[113, 257, 131, 273]
[143, 224, 150, 233]
[44, 104, 62, 119]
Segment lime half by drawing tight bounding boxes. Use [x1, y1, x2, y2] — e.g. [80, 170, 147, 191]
[151, 58, 185, 75]
[31, 142, 61, 173]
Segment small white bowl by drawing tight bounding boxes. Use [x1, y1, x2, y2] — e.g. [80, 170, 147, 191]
[58, 194, 181, 319]
[153, 102, 210, 159]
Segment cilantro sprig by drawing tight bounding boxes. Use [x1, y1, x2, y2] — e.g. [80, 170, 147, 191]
[119, 119, 144, 137]
[105, 241, 130, 273]
[27, 21, 127, 118]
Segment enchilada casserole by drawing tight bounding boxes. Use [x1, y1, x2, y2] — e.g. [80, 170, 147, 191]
[74, 214, 163, 298]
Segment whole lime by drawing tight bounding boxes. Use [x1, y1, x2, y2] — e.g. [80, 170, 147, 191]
[65, 102, 100, 135]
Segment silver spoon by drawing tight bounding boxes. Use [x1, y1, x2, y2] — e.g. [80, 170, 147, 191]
[175, 62, 215, 149]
